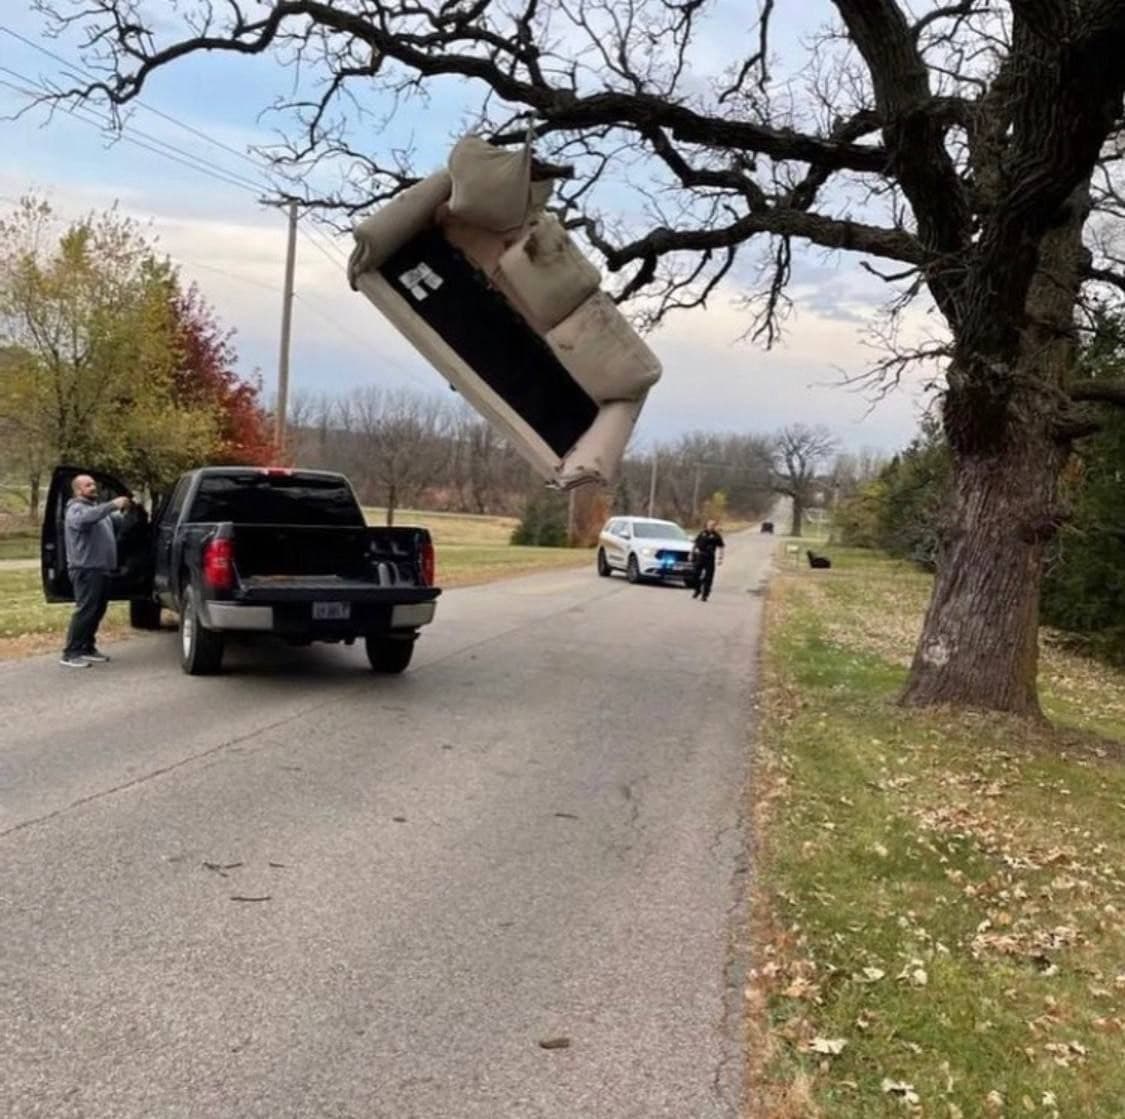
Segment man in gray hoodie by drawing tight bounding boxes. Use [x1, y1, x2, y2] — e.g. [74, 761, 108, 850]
[60, 474, 131, 668]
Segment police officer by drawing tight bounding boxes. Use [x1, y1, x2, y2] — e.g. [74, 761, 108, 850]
[691, 519, 725, 602]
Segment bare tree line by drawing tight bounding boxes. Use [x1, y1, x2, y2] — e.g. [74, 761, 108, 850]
[286, 386, 535, 522]
[285, 385, 869, 529]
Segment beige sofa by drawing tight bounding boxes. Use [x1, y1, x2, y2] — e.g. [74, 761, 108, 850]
[347, 138, 661, 488]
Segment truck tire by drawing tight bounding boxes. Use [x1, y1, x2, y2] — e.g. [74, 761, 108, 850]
[365, 634, 415, 674]
[129, 598, 163, 630]
[180, 586, 225, 675]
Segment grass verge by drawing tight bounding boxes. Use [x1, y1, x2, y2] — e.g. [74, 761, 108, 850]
[362, 507, 522, 547]
[0, 569, 131, 660]
[749, 549, 1125, 1118]
[0, 531, 37, 561]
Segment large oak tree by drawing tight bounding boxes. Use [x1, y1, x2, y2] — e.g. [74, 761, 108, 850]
[35, 0, 1125, 715]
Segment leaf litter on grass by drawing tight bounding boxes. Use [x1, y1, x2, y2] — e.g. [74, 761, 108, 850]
[747, 550, 1125, 1118]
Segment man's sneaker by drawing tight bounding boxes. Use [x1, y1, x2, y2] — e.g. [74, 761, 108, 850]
[82, 650, 111, 663]
[59, 655, 90, 668]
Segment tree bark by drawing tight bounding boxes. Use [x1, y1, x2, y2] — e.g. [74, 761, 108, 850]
[901, 184, 1088, 716]
[28, 472, 40, 524]
[790, 498, 803, 538]
[899, 440, 1063, 717]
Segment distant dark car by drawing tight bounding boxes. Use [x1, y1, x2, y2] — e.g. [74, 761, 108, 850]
[760, 521, 774, 534]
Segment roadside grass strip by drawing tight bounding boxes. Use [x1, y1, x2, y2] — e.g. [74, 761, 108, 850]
[748, 550, 1125, 1118]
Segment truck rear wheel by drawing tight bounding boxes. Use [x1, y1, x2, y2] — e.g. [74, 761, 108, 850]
[180, 586, 225, 675]
[365, 634, 415, 674]
[129, 598, 162, 630]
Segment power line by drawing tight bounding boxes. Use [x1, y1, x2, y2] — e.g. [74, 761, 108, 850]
[0, 65, 266, 194]
[0, 71, 265, 198]
[0, 23, 272, 178]
[177, 257, 285, 294]
[305, 220, 351, 265]
[297, 223, 350, 274]
[293, 293, 434, 389]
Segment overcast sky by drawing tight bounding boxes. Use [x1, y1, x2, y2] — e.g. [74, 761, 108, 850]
[0, 3, 941, 455]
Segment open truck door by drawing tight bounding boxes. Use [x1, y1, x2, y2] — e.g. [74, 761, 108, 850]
[41, 465, 154, 604]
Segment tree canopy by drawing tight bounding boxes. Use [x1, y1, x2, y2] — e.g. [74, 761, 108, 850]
[0, 197, 274, 502]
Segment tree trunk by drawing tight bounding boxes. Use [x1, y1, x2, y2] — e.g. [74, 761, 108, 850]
[790, 497, 803, 537]
[386, 482, 397, 527]
[28, 472, 40, 524]
[901, 186, 1087, 717]
[899, 440, 1064, 716]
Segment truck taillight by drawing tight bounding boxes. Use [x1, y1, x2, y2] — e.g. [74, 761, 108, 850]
[421, 536, 435, 586]
[203, 537, 236, 590]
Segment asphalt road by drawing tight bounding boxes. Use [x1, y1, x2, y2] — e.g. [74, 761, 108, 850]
[1, 533, 774, 1119]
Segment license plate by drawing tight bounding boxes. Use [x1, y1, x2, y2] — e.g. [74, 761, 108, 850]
[312, 601, 350, 620]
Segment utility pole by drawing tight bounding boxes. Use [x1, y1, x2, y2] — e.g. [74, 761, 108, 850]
[691, 462, 702, 522]
[647, 452, 658, 516]
[827, 476, 841, 544]
[275, 199, 299, 455]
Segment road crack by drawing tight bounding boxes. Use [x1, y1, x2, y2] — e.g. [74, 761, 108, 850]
[0, 698, 343, 842]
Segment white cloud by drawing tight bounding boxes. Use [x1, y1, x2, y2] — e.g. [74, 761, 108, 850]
[635, 285, 938, 450]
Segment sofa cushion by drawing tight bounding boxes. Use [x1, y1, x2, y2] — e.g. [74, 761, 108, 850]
[546, 291, 662, 403]
[447, 136, 531, 233]
[496, 213, 601, 333]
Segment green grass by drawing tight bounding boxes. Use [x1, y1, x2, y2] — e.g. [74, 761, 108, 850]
[0, 481, 38, 560]
[0, 568, 129, 653]
[436, 545, 590, 586]
[362, 507, 520, 547]
[0, 531, 37, 560]
[751, 549, 1125, 1118]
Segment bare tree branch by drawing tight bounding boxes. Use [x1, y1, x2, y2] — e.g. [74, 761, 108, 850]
[1070, 379, 1125, 408]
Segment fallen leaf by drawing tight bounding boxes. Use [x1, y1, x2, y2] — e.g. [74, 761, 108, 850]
[984, 1089, 1004, 1114]
[806, 1037, 848, 1055]
[881, 1079, 920, 1105]
[782, 976, 816, 1000]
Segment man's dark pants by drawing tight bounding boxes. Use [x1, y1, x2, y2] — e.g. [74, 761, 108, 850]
[64, 569, 111, 657]
[693, 558, 716, 601]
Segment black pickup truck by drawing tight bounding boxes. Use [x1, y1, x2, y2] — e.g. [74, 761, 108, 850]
[41, 465, 440, 675]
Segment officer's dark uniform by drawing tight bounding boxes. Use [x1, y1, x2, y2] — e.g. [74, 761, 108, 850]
[691, 528, 725, 601]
